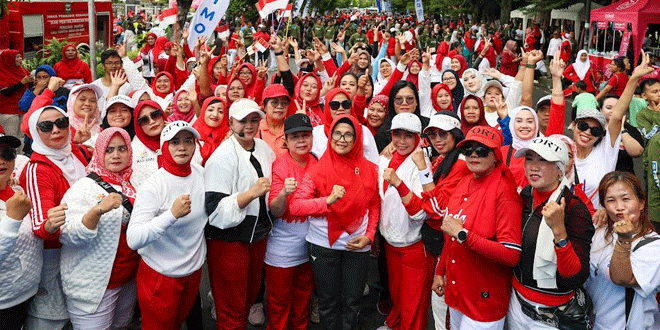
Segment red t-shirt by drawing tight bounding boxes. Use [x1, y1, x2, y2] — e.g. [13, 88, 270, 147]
[107, 224, 140, 288]
[607, 72, 629, 97]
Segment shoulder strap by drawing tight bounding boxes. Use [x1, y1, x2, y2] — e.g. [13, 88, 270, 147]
[506, 145, 514, 166]
[87, 173, 133, 214]
[626, 236, 660, 321]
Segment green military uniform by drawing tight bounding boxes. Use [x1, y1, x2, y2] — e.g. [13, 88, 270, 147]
[242, 27, 254, 47]
[288, 23, 301, 41]
[636, 107, 660, 228]
[313, 23, 325, 39]
[324, 25, 336, 41]
[349, 32, 367, 48]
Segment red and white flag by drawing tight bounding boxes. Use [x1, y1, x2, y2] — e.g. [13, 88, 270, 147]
[279, 3, 292, 18]
[254, 38, 269, 52]
[159, 7, 177, 27]
[215, 24, 230, 39]
[256, 0, 289, 19]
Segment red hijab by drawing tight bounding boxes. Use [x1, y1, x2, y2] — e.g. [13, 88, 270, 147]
[226, 76, 249, 109]
[133, 100, 163, 153]
[140, 33, 158, 55]
[309, 115, 378, 246]
[192, 97, 229, 164]
[168, 90, 196, 123]
[406, 60, 421, 89]
[459, 95, 488, 135]
[86, 127, 136, 202]
[54, 44, 89, 82]
[431, 83, 453, 112]
[236, 62, 257, 93]
[0, 50, 28, 88]
[323, 88, 355, 137]
[294, 73, 323, 127]
[150, 71, 175, 98]
[452, 54, 468, 77]
[435, 41, 449, 71]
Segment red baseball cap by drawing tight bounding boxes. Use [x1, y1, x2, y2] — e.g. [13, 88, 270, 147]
[456, 125, 504, 161]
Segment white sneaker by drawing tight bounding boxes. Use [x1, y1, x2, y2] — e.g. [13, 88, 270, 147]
[363, 283, 370, 296]
[248, 302, 265, 326]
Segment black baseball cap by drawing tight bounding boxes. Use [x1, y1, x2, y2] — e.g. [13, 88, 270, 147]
[0, 134, 21, 149]
[284, 114, 313, 134]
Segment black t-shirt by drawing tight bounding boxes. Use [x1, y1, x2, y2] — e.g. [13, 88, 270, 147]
[616, 122, 644, 173]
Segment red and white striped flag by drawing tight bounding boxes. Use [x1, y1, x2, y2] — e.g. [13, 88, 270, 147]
[254, 38, 269, 52]
[256, 0, 289, 19]
[160, 7, 177, 26]
[215, 24, 230, 39]
[279, 3, 292, 19]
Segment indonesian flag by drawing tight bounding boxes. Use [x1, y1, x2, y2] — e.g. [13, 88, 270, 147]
[279, 3, 292, 19]
[350, 12, 361, 21]
[191, 0, 204, 9]
[160, 7, 177, 27]
[254, 38, 269, 52]
[216, 24, 230, 39]
[246, 45, 255, 55]
[256, 0, 289, 19]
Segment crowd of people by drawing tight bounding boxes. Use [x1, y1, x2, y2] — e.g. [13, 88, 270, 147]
[2, 8, 660, 330]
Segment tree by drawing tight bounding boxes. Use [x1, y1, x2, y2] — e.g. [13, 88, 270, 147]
[176, 0, 192, 39]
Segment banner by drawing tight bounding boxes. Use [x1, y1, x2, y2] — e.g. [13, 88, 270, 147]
[597, 21, 608, 29]
[187, 0, 231, 46]
[614, 22, 627, 31]
[414, 0, 424, 22]
[293, 0, 305, 17]
[375, 0, 382, 12]
[619, 30, 632, 56]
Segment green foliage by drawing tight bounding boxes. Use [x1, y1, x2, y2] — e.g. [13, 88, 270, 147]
[226, 0, 258, 23]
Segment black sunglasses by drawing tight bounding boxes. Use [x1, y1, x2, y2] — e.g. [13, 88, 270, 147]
[460, 145, 492, 158]
[576, 120, 604, 137]
[328, 100, 352, 111]
[37, 116, 69, 133]
[137, 110, 163, 126]
[0, 148, 17, 161]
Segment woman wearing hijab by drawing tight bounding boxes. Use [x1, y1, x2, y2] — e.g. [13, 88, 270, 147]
[450, 55, 468, 77]
[405, 60, 422, 89]
[435, 41, 451, 73]
[500, 40, 521, 77]
[0, 50, 31, 139]
[507, 136, 594, 330]
[374, 58, 396, 96]
[19, 105, 88, 329]
[459, 95, 489, 135]
[442, 70, 464, 113]
[60, 128, 140, 329]
[462, 68, 487, 98]
[294, 73, 324, 127]
[265, 114, 317, 330]
[226, 77, 248, 109]
[563, 50, 598, 94]
[420, 81, 453, 119]
[204, 99, 275, 330]
[432, 125, 522, 330]
[133, 32, 158, 81]
[127, 121, 207, 330]
[379, 113, 435, 330]
[311, 88, 379, 164]
[130, 100, 166, 188]
[366, 95, 389, 136]
[289, 114, 380, 330]
[0, 134, 41, 330]
[53, 44, 92, 87]
[66, 84, 103, 147]
[193, 97, 229, 165]
[19, 65, 70, 114]
[168, 90, 200, 124]
[235, 62, 266, 104]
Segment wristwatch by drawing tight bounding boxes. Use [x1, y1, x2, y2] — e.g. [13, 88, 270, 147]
[554, 238, 569, 248]
[457, 229, 469, 244]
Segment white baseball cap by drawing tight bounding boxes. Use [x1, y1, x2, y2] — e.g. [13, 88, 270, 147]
[160, 121, 200, 148]
[575, 108, 607, 128]
[70, 83, 103, 99]
[105, 95, 134, 113]
[424, 112, 461, 134]
[228, 99, 265, 121]
[390, 113, 421, 135]
[514, 136, 569, 174]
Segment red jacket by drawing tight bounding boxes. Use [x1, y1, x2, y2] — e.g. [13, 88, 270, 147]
[563, 64, 598, 93]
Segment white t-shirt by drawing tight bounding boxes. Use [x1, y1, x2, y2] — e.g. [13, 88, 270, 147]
[585, 228, 660, 330]
[574, 129, 622, 208]
[265, 219, 309, 268]
[311, 124, 380, 165]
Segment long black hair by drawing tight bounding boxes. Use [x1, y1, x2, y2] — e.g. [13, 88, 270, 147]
[430, 111, 465, 182]
[374, 81, 423, 151]
[442, 69, 464, 112]
[101, 107, 136, 140]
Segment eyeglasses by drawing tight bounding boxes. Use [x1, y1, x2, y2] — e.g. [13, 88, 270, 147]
[105, 145, 128, 154]
[394, 96, 416, 105]
[268, 98, 291, 107]
[104, 61, 122, 67]
[331, 131, 355, 143]
[329, 100, 352, 111]
[427, 130, 451, 140]
[460, 145, 492, 158]
[37, 116, 70, 133]
[576, 120, 604, 137]
[0, 148, 17, 161]
[169, 138, 195, 146]
[238, 70, 253, 76]
[443, 76, 456, 81]
[137, 110, 163, 126]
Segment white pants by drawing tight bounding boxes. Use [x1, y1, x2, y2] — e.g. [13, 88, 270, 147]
[23, 316, 68, 330]
[67, 280, 137, 330]
[432, 292, 448, 330]
[506, 290, 559, 330]
[449, 307, 505, 330]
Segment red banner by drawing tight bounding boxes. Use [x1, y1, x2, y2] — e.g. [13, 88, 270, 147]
[614, 22, 627, 31]
[619, 31, 632, 56]
[597, 22, 608, 29]
[43, 13, 89, 40]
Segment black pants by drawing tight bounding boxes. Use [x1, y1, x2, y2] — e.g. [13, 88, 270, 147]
[0, 297, 32, 330]
[308, 243, 369, 330]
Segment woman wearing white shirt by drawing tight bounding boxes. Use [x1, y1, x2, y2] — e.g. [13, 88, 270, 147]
[586, 171, 660, 330]
[127, 121, 206, 330]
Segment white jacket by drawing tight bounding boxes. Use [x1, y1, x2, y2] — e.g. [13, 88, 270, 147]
[377, 154, 428, 247]
[59, 177, 129, 313]
[0, 200, 42, 309]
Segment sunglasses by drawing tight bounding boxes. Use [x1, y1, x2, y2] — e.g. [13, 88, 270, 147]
[137, 110, 163, 126]
[268, 98, 291, 107]
[0, 148, 17, 161]
[576, 120, 604, 137]
[328, 100, 352, 111]
[460, 145, 492, 158]
[37, 116, 69, 133]
[427, 130, 451, 139]
[394, 96, 416, 105]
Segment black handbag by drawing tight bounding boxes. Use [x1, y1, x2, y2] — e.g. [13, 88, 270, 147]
[516, 286, 594, 330]
[421, 222, 444, 256]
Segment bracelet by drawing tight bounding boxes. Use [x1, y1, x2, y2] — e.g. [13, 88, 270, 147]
[395, 182, 411, 197]
[274, 51, 284, 56]
[525, 63, 536, 69]
[418, 168, 434, 186]
[617, 239, 632, 247]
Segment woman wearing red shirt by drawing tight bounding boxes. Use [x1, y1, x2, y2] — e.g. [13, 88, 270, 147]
[563, 50, 598, 94]
[596, 57, 628, 101]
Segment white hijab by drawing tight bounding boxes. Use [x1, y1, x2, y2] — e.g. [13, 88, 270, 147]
[374, 58, 395, 95]
[508, 106, 540, 151]
[29, 106, 87, 185]
[573, 50, 591, 80]
[462, 68, 487, 98]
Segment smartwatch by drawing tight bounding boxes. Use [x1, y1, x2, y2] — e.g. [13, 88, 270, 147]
[554, 238, 569, 248]
[457, 229, 468, 244]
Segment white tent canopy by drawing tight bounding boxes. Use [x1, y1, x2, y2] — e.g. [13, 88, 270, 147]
[551, 3, 603, 35]
[511, 5, 536, 33]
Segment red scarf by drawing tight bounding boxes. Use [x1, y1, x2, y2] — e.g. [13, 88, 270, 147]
[435, 41, 449, 71]
[431, 83, 453, 112]
[160, 141, 192, 177]
[309, 115, 378, 246]
[295, 73, 324, 127]
[406, 61, 421, 89]
[0, 185, 15, 202]
[54, 44, 88, 81]
[226, 77, 249, 109]
[0, 50, 29, 88]
[459, 95, 489, 135]
[323, 88, 355, 137]
[139, 33, 157, 55]
[133, 100, 162, 154]
[150, 71, 174, 99]
[383, 151, 407, 194]
[452, 55, 468, 77]
[192, 97, 229, 164]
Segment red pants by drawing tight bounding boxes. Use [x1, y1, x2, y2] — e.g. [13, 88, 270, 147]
[385, 241, 435, 330]
[265, 263, 314, 330]
[136, 260, 202, 330]
[207, 239, 268, 330]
